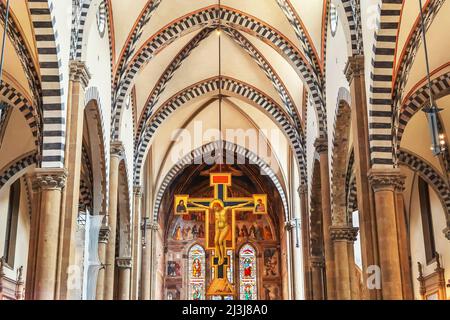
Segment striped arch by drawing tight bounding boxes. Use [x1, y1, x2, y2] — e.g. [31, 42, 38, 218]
[113, 5, 325, 141]
[28, 0, 66, 168]
[152, 140, 289, 222]
[0, 2, 41, 105]
[396, 72, 450, 152]
[136, 27, 305, 145]
[0, 103, 12, 147]
[136, 27, 215, 142]
[134, 76, 306, 186]
[392, 0, 445, 135]
[275, 0, 322, 75]
[368, 0, 403, 168]
[346, 174, 358, 220]
[113, 0, 162, 89]
[84, 86, 109, 214]
[0, 151, 38, 190]
[0, 81, 41, 147]
[398, 149, 450, 231]
[70, 0, 91, 60]
[340, 0, 364, 56]
[224, 28, 304, 139]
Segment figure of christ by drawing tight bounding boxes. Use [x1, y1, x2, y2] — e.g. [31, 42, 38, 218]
[190, 200, 252, 265]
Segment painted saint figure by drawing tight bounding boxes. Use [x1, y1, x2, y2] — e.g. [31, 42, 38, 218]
[192, 258, 202, 278]
[176, 200, 187, 214]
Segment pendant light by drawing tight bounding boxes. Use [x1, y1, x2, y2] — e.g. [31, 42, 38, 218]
[418, 0, 446, 156]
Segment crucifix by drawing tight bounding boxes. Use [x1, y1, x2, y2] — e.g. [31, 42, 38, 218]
[174, 173, 268, 297]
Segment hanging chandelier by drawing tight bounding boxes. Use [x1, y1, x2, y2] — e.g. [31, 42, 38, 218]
[418, 0, 446, 156]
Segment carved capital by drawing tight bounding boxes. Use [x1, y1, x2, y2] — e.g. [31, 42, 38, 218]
[330, 226, 359, 242]
[310, 256, 325, 269]
[368, 169, 405, 193]
[298, 184, 308, 196]
[444, 223, 450, 241]
[110, 141, 125, 159]
[314, 138, 328, 155]
[285, 219, 298, 231]
[133, 185, 143, 197]
[99, 226, 111, 244]
[116, 257, 132, 269]
[69, 60, 91, 88]
[32, 168, 68, 191]
[148, 222, 160, 231]
[345, 55, 365, 83]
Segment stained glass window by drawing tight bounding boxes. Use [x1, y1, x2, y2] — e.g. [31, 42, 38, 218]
[188, 244, 205, 300]
[239, 244, 258, 300]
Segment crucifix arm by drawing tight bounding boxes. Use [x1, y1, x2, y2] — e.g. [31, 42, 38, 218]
[229, 201, 253, 209]
[187, 201, 210, 210]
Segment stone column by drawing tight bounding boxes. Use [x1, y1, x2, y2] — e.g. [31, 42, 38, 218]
[345, 56, 378, 299]
[59, 60, 91, 300]
[32, 169, 67, 300]
[116, 258, 132, 300]
[131, 185, 143, 300]
[331, 226, 359, 300]
[394, 177, 414, 299]
[299, 185, 312, 300]
[141, 222, 159, 300]
[103, 141, 125, 300]
[96, 223, 110, 300]
[368, 169, 404, 300]
[314, 138, 336, 300]
[310, 256, 325, 300]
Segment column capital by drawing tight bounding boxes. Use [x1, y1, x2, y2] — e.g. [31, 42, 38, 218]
[133, 185, 143, 197]
[32, 168, 68, 191]
[148, 222, 160, 231]
[69, 60, 91, 88]
[298, 184, 308, 196]
[330, 226, 359, 242]
[444, 223, 450, 241]
[285, 219, 298, 231]
[116, 257, 132, 269]
[314, 138, 328, 155]
[368, 169, 405, 193]
[110, 141, 125, 159]
[310, 256, 325, 269]
[99, 226, 111, 244]
[345, 55, 365, 83]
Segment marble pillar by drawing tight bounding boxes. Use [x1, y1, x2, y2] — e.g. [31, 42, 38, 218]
[314, 138, 336, 300]
[32, 169, 67, 300]
[141, 222, 159, 300]
[103, 141, 124, 300]
[116, 258, 132, 300]
[131, 185, 143, 300]
[310, 256, 325, 300]
[369, 169, 405, 300]
[96, 224, 110, 300]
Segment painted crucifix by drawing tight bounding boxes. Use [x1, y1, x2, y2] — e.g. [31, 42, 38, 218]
[174, 173, 268, 297]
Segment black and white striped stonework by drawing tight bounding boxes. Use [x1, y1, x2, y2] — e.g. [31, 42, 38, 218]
[275, 0, 322, 79]
[112, 6, 324, 141]
[28, 0, 66, 169]
[0, 103, 11, 147]
[346, 174, 358, 217]
[398, 149, 450, 215]
[369, 0, 403, 168]
[0, 2, 42, 106]
[396, 72, 450, 152]
[392, 0, 445, 136]
[152, 141, 289, 222]
[113, 0, 162, 93]
[224, 28, 306, 141]
[134, 76, 307, 186]
[341, 0, 364, 56]
[0, 81, 41, 147]
[0, 152, 37, 190]
[135, 28, 214, 144]
[70, 0, 89, 60]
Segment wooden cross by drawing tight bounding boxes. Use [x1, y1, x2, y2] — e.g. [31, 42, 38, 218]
[174, 173, 267, 297]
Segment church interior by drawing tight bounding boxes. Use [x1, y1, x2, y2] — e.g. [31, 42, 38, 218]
[0, 0, 449, 301]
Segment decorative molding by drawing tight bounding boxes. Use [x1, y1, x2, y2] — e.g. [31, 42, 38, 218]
[116, 257, 132, 269]
[69, 60, 91, 88]
[32, 168, 68, 191]
[310, 256, 325, 269]
[314, 138, 328, 154]
[99, 226, 111, 244]
[330, 226, 359, 242]
[345, 55, 364, 83]
[110, 141, 125, 158]
[368, 169, 405, 193]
